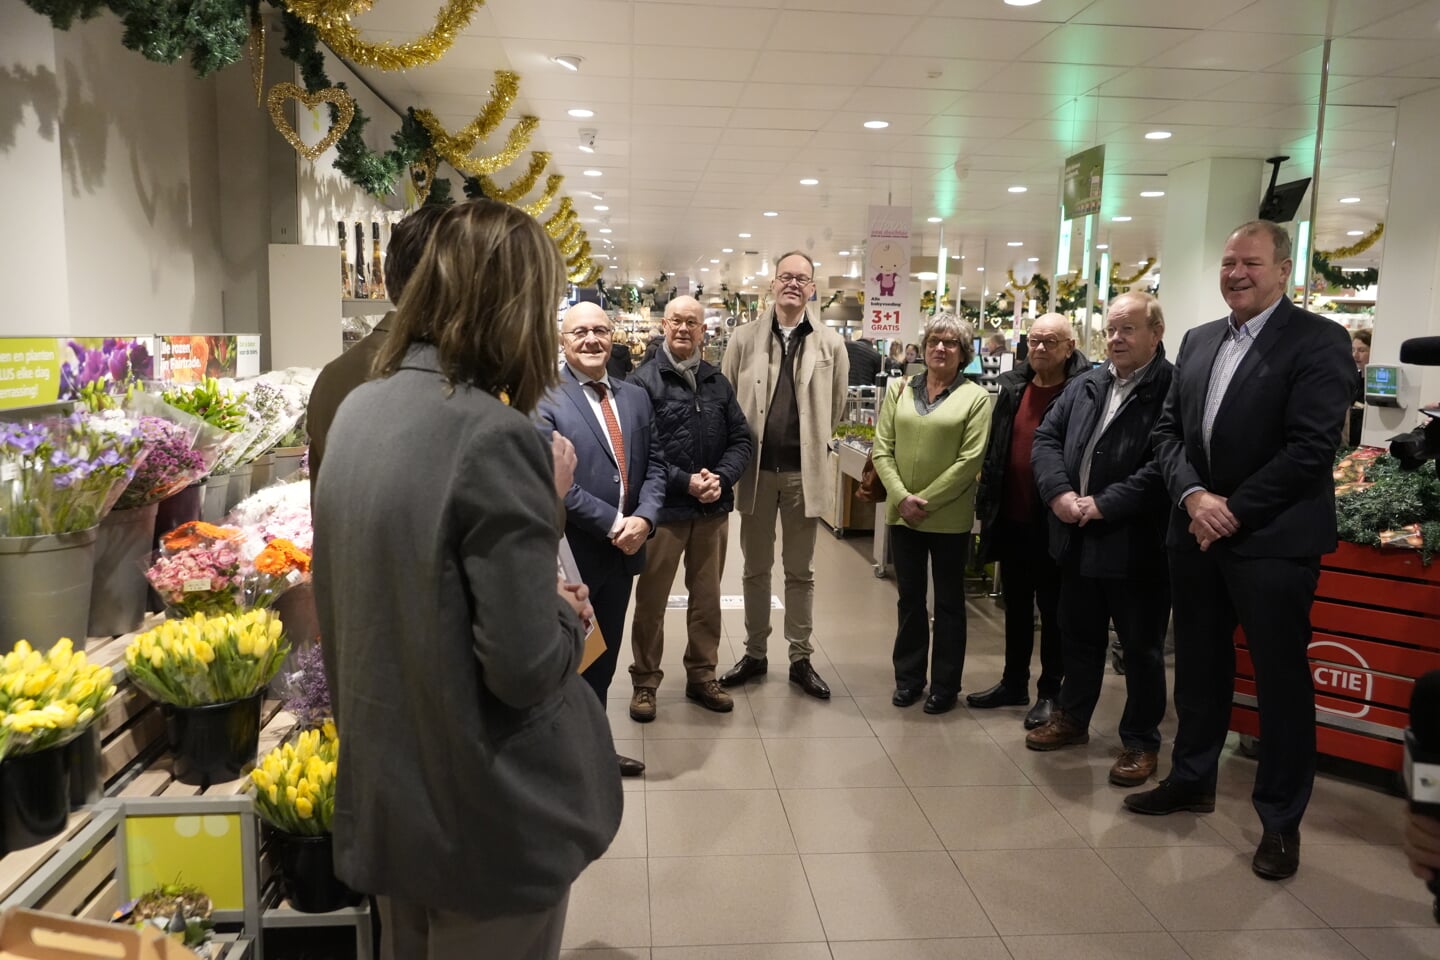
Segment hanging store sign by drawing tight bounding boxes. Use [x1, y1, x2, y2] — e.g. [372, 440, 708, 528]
[864, 206, 911, 338]
[1063, 144, 1106, 221]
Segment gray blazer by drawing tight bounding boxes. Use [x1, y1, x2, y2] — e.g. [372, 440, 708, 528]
[312, 343, 622, 919]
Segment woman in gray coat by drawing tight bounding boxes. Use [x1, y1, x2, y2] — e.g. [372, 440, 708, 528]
[313, 200, 622, 959]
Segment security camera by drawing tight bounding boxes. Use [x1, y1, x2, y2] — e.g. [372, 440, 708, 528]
[579, 128, 597, 153]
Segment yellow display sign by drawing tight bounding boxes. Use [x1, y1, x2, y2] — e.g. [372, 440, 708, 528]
[0, 339, 61, 411]
[125, 814, 246, 910]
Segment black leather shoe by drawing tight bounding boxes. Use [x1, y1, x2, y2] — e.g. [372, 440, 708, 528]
[923, 693, 958, 715]
[965, 682, 1029, 709]
[1024, 698, 1054, 730]
[719, 655, 767, 688]
[892, 686, 925, 707]
[1123, 778, 1216, 816]
[617, 754, 645, 777]
[788, 658, 831, 699]
[1252, 830, 1300, 880]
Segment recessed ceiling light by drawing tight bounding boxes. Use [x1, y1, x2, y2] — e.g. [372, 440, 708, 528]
[1004, 0, 1042, 5]
[927, 216, 942, 223]
[915, 271, 938, 280]
[1007, 241, 1023, 247]
[710, 259, 719, 264]
[799, 178, 819, 186]
[700, 268, 709, 272]
[577, 143, 594, 154]
[722, 247, 734, 253]
[1137, 261, 1149, 266]
[1027, 257, 1039, 262]
[838, 250, 850, 256]
[1112, 215, 1132, 222]
[568, 108, 595, 118]
[977, 267, 985, 272]
[608, 264, 618, 269]
[813, 262, 822, 267]
[598, 228, 612, 234]
[1140, 190, 1165, 198]
[1145, 130, 1172, 140]
[951, 254, 961, 260]
[1008, 186, 1028, 193]
[1346, 230, 1365, 236]
[1340, 196, 1361, 203]
[593, 204, 609, 212]
[1096, 244, 1109, 250]
[863, 120, 889, 129]
[551, 55, 583, 71]
[738, 232, 751, 238]
[583, 169, 603, 177]
[763, 211, 779, 217]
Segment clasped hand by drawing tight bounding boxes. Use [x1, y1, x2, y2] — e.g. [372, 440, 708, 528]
[688, 468, 722, 504]
[557, 577, 594, 629]
[898, 494, 928, 525]
[1049, 491, 1104, 525]
[612, 516, 650, 555]
[1185, 490, 1239, 551]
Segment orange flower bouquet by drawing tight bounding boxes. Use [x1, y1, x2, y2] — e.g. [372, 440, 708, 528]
[245, 538, 312, 610]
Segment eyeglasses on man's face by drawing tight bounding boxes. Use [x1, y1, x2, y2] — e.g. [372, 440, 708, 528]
[565, 326, 613, 341]
[925, 338, 962, 351]
[667, 317, 703, 330]
[1029, 335, 1071, 349]
[774, 273, 813, 288]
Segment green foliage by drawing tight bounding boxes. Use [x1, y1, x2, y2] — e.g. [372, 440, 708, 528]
[21, 0, 110, 31]
[424, 177, 455, 206]
[1335, 453, 1440, 562]
[1312, 253, 1379, 290]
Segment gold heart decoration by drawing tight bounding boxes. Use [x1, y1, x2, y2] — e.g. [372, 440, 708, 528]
[266, 82, 355, 162]
[410, 151, 437, 206]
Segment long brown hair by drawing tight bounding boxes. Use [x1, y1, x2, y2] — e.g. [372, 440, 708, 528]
[374, 199, 565, 413]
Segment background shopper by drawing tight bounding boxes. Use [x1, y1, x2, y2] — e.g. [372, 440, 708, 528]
[870, 314, 991, 715]
[313, 199, 621, 960]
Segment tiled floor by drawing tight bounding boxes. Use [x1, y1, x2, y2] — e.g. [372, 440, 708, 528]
[561, 522, 1437, 960]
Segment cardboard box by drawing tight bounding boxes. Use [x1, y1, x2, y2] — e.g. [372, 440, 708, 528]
[0, 909, 199, 960]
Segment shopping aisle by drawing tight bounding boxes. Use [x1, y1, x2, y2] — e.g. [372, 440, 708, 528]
[560, 521, 1437, 960]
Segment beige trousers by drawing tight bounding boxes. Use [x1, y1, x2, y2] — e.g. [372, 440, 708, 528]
[379, 893, 569, 960]
[739, 469, 817, 663]
[629, 513, 729, 688]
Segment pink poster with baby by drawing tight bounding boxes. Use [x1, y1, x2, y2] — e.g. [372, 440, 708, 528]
[864, 206, 911, 339]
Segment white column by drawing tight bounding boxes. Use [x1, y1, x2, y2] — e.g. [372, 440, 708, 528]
[1160, 158, 1263, 342]
[1364, 85, 1440, 446]
[0, 4, 70, 334]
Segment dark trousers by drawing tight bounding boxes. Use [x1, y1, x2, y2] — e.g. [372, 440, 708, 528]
[578, 561, 635, 710]
[1056, 558, 1170, 752]
[890, 524, 970, 697]
[1168, 548, 1320, 833]
[997, 520, 1064, 699]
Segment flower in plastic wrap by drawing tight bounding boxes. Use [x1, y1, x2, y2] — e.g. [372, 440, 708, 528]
[249, 721, 338, 836]
[247, 538, 312, 609]
[124, 611, 290, 707]
[0, 412, 147, 536]
[0, 638, 118, 758]
[114, 415, 208, 510]
[229, 480, 313, 558]
[146, 522, 245, 617]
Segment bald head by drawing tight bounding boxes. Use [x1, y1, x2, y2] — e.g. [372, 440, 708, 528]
[664, 295, 704, 360]
[563, 301, 608, 330]
[561, 301, 613, 380]
[1027, 313, 1075, 383]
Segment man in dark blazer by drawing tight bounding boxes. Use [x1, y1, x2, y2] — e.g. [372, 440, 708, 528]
[1125, 220, 1354, 882]
[536, 302, 666, 777]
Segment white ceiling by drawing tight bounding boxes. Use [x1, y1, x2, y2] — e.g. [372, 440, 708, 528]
[344, 0, 1440, 296]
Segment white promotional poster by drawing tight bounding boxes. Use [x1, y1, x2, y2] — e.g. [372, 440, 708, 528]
[864, 206, 911, 339]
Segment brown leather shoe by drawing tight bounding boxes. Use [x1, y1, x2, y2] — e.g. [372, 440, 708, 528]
[1024, 710, 1089, 751]
[1109, 748, 1159, 787]
[617, 754, 645, 777]
[629, 686, 657, 723]
[685, 680, 734, 713]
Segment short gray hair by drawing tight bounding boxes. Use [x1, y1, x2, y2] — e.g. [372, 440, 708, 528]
[774, 250, 815, 275]
[921, 313, 976, 367]
[1111, 290, 1164, 330]
[1231, 220, 1293, 263]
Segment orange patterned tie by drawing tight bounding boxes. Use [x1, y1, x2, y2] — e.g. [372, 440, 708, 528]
[587, 381, 628, 491]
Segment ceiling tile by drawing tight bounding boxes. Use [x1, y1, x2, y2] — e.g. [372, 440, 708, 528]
[1144, 99, 1279, 126]
[749, 52, 883, 85]
[487, 0, 635, 43]
[726, 107, 827, 131]
[864, 57, 1003, 91]
[1389, 54, 1440, 79]
[1095, 67, 1247, 99]
[1184, 70, 1318, 103]
[498, 38, 632, 77]
[1022, 24, 1198, 67]
[1145, 31, 1322, 71]
[737, 83, 855, 111]
[633, 45, 760, 81]
[1351, 1, 1440, 41]
[944, 91, 1074, 118]
[1267, 37, 1440, 76]
[629, 124, 723, 144]
[1211, 0, 1422, 36]
[634, 80, 745, 108]
[768, 11, 920, 54]
[632, 3, 779, 47]
[1070, 0, 1252, 29]
[1328, 74, 1440, 104]
[895, 17, 1058, 60]
[980, 62, 1128, 96]
[783, 0, 935, 14]
[841, 86, 963, 115]
[507, 73, 632, 103]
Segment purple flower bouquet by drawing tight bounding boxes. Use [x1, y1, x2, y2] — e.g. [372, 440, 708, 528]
[114, 416, 210, 511]
[0, 413, 147, 537]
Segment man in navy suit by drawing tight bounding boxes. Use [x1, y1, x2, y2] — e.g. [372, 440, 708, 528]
[537, 302, 667, 777]
[1125, 220, 1354, 881]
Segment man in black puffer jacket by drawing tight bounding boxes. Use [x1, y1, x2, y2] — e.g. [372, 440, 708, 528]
[625, 296, 753, 723]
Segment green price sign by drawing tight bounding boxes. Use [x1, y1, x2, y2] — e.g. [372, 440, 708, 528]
[1063, 144, 1106, 221]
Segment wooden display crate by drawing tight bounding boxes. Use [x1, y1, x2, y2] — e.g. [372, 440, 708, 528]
[1231, 541, 1440, 772]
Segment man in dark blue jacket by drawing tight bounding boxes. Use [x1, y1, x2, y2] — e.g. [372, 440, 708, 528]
[626, 296, 753, 723]
[1026, 292, 1174, 789]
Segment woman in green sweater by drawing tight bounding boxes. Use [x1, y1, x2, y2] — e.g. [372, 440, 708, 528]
[871, 314, 993, 715]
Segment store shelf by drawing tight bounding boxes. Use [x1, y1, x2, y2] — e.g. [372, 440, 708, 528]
[342, 298, 392, 318]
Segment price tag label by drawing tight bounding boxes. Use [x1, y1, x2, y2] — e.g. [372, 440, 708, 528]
[183, 578, 212, 593]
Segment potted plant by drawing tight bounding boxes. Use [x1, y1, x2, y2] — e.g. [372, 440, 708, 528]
[249, 721, 358, 912]
[124, 611, 290, 787]
[0, 638, 117, 846]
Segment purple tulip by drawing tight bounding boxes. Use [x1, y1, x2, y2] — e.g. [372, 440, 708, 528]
[107, 347, 129, 383]
[129, 341, 153, 380]
[79, 350, 106, 387]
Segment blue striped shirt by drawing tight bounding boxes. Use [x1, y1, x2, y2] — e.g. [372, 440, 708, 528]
[1202, 297, 1284, 458]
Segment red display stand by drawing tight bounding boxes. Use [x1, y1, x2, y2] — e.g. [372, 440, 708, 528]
[1231, 542, 1440, 772]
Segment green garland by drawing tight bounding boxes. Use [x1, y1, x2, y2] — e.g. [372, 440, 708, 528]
[24, 0, 251, 75]
[1312, 253, 1379, 290]
[1335, 453, 1440, 563]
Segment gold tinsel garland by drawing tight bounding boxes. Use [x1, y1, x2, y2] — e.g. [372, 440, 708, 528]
[281, 0, 374, 21]
[285, 0, 482, 71]
[1316, 223, 1384, 260]
[576, 264, 602, 286]
[1112, 258, 1156, 287]
[520, 174, 564, 218]
[556, 221, 582, 253]
[544, 198, 576, 238]
[567, 259, 595, 284]
[478, 152, 550, 204]
[419, 113, 540, 177]
[1006, 269, 1038, 294]
[413, 72, 518, 154]
[568, 240, 592, 267]
[247, 12, 265, 107]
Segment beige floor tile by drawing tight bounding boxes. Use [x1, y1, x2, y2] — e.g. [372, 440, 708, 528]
[852, 696, 992, 739]
[1284, 843, 1435, 927]
[1307, 775, 1409, 846]
[750, 694, 876, 737]
[1172, 929, 1367, 959]
[637, 693, 761, 740]
[607, 792, 648, 859]
[645, 789, 796, 857]
[563, 858, 651, 950]
[802, 851, 995, 941]
[1341, 927, 1440, 960]
[964, 705, 1041, 736]
[911, 785, 1086, 851]
[610, 703, 652, 743]
[828, 939, 1011, 960]
[829, 658, 905, 698]
[1001, 932, 1190, 960]
[763, 737, 904, 789]
[562, 951, 650, 960]
[1201, 784, 1369, 849]
[742, 651, 853, 699]
[782, 787, 943, 853]
[615, 738, 645, 793]
[953, 848, 1162, 936]
[1098, 845, 1324, 931]
[648, 855, 824, 946]
[880, 736, 1030, 787]
[1037, 782, 1234, 847]
[995, 733, 1135, 786]
[651, 945, 832, 960]
[641, 739, 777, 791]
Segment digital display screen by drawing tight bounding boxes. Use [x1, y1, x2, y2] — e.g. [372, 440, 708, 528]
[963, 354, 983, 375]
[1365, 364, 1399, 399]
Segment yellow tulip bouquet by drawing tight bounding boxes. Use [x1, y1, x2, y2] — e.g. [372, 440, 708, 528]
[124, 612, 290, 708]
[0, 639, 117, 759]
[249, 722, 337, 836]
